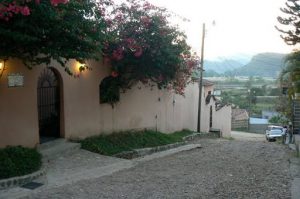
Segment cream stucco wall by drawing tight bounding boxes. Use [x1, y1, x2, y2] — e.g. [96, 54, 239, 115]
[213, 105, 232, 137]
[97, 82, 199, 136]
[0, 59, 201, 147]
[0, 58, 231, 148]
[199, 83, 232, 136]
[0, 59, 40, 147]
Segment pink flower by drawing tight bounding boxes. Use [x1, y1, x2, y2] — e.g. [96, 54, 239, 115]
[20, 6, 30, 16]
[115, 13, 123, 22]
[141, 16, 151, 27]
[134, 47, 143, 57]
[143, 2, 155, 10]
[7, 4, 15, 12]
[50, 0, 68, 6]
[111, 71, 119, 78]
[125, 38, 135, 44]
[112, 48, 124, 61]
[35, 0, 40, 4]
[105, 19, 112, 27]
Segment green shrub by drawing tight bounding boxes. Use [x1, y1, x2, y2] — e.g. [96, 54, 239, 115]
[0, 146, 42, 180]
[81, 129, 194, 156]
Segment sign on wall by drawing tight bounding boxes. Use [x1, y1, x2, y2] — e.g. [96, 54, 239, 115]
[8, 73, 24, 87]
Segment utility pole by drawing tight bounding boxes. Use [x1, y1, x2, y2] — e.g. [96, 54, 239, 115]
[197, 23, 205, 133]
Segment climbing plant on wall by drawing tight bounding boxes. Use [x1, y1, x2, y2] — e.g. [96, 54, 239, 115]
[1, 0, 198, 103]
[102, 0, 198, 100]
[0, 0, 110, 74]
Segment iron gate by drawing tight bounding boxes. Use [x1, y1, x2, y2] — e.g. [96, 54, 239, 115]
[37, 68, 60, 138]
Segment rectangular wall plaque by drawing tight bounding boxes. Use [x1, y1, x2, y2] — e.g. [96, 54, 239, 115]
[8, 73, 24, 87]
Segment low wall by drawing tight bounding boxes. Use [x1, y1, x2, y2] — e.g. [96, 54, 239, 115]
[232, 120, 249, 130]
[213, 105, 232, 137]
[249, 124, 268, 134]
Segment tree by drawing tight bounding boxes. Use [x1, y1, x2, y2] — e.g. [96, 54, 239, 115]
[277, 0, 300, 45]
[251, 87, 264, 96]
[276, 51, 300, 121]
[220, 91, 249, 109]
[0, 0, 110, 74]
[269, 114, 290, 125]
[275, 96, 293, 120]
[280, 51, 300, 98]
[244, 76, 254, 90]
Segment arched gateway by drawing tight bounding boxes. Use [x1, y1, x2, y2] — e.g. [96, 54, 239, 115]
[37, 68, 61, 143]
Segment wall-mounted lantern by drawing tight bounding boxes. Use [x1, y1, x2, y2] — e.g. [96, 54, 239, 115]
[78, 63, 86, 72]
[76, 61, 89, 73]
[0, 59, 8, 78]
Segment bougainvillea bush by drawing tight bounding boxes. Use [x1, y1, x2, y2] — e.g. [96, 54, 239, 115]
[103, 0, 198, 96]
[0, 0, 110, 74]
[0, 0, 198, 102]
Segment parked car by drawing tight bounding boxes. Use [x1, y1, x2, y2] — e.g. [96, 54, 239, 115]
[265, 125, 284, 141]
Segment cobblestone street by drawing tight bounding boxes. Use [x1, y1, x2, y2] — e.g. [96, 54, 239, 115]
[22, 134, 293, 199]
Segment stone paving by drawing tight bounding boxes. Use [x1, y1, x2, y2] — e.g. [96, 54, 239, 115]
[14, 138, 294, 199]
[0, 144, 200, 199]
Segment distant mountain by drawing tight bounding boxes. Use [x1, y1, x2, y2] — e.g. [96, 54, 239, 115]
[204, 59, 244, 74]
[225, 53, 286, 77]
[227, 53, 253, 65]
[203, 69, 221, 77]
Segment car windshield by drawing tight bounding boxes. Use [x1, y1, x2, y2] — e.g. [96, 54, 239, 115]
[270, 130, 282, 135]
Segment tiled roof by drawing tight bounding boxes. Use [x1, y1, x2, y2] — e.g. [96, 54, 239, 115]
[232, 109, 249, 120]
[202, 79, 214, 86]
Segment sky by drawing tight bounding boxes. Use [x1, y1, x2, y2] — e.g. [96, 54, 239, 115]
[148, 0, 297, 60]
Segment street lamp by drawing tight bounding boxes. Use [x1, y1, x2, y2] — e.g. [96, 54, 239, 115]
[197, 23, 206, 133]
[248, 89, 251, 117]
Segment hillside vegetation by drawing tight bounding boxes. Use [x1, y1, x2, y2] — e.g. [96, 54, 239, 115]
[226, 53, 286, 77]
[204, 53, 286, 78]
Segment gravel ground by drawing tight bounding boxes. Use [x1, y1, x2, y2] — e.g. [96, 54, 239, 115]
[24, 138, 292, 199]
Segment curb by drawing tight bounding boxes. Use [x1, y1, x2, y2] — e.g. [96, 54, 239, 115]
[296, 140, 300, 157]
[114, 141, 188, 159]
[289, 157, 300, 199]
[114, 133, 203, 159]
[135, 144, 202, 163]
[182, 133, 202, 141]
[0, 167, 46, 190]
[289, 142, 300, 157]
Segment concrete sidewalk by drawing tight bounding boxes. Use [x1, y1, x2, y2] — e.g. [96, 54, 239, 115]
[290, 157, 300, 199]
[0, 144, 200, 199]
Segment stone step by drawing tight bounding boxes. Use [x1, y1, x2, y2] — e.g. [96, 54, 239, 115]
[38, 139, 81, 162]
